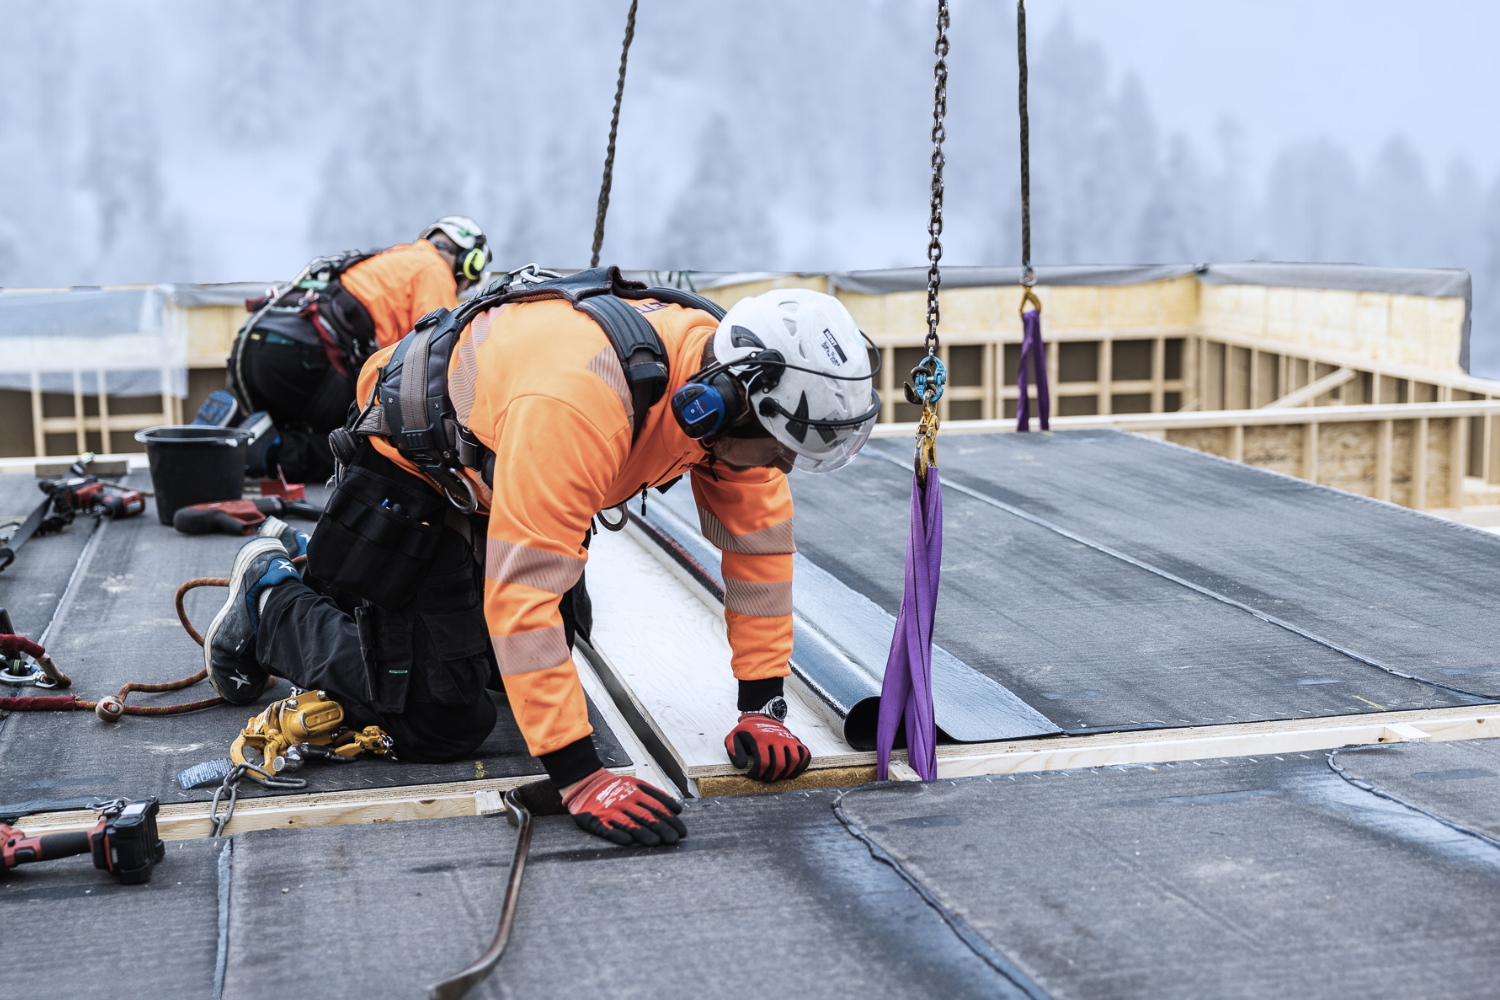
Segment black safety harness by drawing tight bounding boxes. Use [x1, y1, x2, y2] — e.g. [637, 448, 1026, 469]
[228, 249, 379, 408]
[343, 266, 725, 513]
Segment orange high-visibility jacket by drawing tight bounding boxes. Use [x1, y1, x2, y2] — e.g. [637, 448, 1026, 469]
[342, 240, 458, 350]
[356, 297, 794, 757]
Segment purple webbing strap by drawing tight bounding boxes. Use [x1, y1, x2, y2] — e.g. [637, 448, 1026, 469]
[875, 465, 944, 781]
[1015, 307, 1050, 432]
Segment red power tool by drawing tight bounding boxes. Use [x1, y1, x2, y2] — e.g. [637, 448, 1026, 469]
[0, 460, 147, 573]
[1, 798, 164, 884]
[172, 496, 322, 536]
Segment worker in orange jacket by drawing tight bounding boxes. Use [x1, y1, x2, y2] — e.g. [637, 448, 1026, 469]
[222, 216, 491, 483]
[202, 274, 878, 847]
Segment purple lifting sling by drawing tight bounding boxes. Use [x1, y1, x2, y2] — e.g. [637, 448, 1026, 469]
[1015, 306, 1049, 432]
[875, 466, 943, 781]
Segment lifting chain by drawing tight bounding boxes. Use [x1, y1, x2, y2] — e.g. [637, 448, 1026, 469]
[910, 0, 950, 485]
[924, 0, 950, 358]
[590, 0, 640, 269]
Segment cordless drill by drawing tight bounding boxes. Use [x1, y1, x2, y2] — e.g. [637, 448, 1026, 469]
[1, 798, 164, 884]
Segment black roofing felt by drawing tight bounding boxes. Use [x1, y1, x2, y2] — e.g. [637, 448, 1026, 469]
[220, 793, 1019, 1000]
[0, 472, 628, 806]
[929, 431, 1500, 687]
[14, 741, 1500, 1000]
[3, 835, 222, 1000]
[840, 746, 1500, 1000]
[789, 432, 1487, 732]
[0, 474, 95, 640]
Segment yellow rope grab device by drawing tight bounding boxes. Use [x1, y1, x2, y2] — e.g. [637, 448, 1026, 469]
[230, 689, 394, 777]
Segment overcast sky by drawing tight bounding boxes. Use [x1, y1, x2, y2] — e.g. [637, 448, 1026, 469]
[1028, 0, 1500, 181]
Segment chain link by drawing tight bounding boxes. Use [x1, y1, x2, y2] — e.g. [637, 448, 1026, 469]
[590, 0, 639, 269]
[924, 0, 950, 357]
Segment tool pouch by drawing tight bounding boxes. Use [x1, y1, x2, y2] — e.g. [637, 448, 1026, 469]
[306, 461, 446, 610]
[356, 603, 411, 714]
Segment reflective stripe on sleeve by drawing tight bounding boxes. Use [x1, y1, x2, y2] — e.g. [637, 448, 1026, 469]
[485, 537, 585, 595]
[492, 625, 571, 676]
[588, 348, 633, 435]
[723, 577, 793, 618]
[698, 508, 795, 555]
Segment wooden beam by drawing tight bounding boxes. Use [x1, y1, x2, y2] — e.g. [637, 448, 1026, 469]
[14, 769, 635, 842]
[898, 707, 1496, 782]
[869, 400, 1500, 439]
[1415, 417, 1429, 509]
[1305, 421, 1319, 483]
[1376, 419, 1393, 502]
[1098, 336, 1113, 415]
[71, 370, 86, 455]
[1264, 367, 1358, 409]
[1451, 416, 1467, 509]
[30, 370, 45, 457]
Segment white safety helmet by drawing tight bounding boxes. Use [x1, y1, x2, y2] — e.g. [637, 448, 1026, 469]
[713, 289, 879, 473]
[420, 215, 491, 281]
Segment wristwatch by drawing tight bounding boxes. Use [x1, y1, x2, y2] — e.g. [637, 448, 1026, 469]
[753, 696, 788, 722]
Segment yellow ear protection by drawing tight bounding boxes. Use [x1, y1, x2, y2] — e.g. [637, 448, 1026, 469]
[426, 232, 490, 283]
[458, 235, 490, 282]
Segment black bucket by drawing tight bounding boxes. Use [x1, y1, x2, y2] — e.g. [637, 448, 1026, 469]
[135, 425, 253, 526]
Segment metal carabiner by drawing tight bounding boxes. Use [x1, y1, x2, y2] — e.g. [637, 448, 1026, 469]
[442, 471, 479, 515]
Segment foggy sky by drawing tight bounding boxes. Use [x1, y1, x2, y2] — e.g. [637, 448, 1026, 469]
[1, 1, 1496, 373]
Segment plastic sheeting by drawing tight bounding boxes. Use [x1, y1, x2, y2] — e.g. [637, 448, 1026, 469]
[0, 287, 187, 396]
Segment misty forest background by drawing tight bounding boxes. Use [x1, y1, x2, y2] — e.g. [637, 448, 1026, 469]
[2, 1, 1498, 372]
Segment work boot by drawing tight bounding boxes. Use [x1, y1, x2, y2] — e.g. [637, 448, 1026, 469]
[204, 537, 300, 705]
[256, 515, 310, 559]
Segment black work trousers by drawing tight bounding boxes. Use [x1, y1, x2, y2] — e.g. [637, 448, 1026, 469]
[254, 446, 594, 765]
[256, 522, 498, 763]
[236, 334, 353, 484]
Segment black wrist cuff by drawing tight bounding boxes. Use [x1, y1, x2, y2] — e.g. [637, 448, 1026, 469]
[538, 736, 604, 788]
[737, 676, 785, 713]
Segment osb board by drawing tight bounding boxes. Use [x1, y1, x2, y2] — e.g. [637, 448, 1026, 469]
[1166, 426, 1231, 459]
[1242, 424, 1303, 478]
[1391, 420, 1416, 507]
[1316, 420, 1378, 496]
[697, 765, 878, 798]
[1426, 417, 1457, 508]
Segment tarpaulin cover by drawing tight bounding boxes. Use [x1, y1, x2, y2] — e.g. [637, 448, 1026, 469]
[0, 287, 187, 396]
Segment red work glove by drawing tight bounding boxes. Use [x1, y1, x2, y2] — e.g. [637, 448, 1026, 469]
[725, 714, 811, 783]
[561, 769, 687, 847]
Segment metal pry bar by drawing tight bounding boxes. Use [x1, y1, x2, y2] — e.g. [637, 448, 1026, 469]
[426, 787, 535, 1000]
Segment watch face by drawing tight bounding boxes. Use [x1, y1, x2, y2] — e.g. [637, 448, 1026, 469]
[760, 696, 788, 722]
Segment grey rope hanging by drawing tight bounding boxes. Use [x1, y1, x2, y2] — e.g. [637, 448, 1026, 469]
[1014, 0, 1049, 432]
[590, 0, 639, 268]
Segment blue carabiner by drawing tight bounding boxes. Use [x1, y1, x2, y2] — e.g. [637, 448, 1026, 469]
[912, 357, 947, 405]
